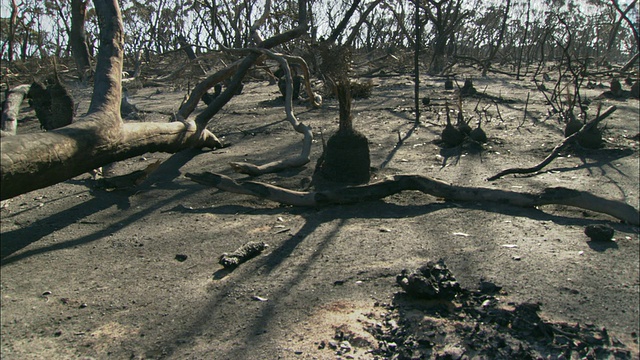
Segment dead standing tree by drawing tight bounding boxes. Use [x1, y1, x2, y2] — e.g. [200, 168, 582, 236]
[70, 0, 93, 81]
[417, 0, 469, 74]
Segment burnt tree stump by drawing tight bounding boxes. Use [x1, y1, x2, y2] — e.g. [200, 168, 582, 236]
[28, 75, 74, 131]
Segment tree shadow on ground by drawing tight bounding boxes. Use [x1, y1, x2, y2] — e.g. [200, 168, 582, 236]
[147, 192, 635, 358]
[0, 148, 207, 266]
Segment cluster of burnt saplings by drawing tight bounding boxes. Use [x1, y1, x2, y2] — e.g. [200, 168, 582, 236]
[436, 79, 487, 148]
[559, 77, 639, 149]
[437, 70, 639, 150]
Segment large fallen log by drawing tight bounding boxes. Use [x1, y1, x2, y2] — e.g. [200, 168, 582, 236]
[0, 0, 309, 200]
[185, 172, 639, 225]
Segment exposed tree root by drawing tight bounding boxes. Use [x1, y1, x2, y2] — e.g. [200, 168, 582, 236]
[185, 172, 639, 225]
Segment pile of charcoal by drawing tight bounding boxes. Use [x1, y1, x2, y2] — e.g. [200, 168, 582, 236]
[363, 260, 634, 359]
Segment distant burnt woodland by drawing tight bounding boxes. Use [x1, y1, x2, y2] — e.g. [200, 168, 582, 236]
[1, 0, 637, 83]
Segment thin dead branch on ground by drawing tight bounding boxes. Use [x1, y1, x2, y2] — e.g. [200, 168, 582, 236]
[185, 171, 638, 225]
[487, 105, 616, 181]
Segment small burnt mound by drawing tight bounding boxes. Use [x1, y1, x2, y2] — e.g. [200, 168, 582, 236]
[396, 259, 462, 301]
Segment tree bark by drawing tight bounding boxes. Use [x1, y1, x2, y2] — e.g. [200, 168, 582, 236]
[70, 0, 92, 81]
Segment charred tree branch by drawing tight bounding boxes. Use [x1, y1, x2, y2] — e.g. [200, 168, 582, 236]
[185, 171, 639, 225]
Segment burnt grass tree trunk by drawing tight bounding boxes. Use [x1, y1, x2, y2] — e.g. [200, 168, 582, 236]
[319, 81, 370, 184]
[28, 74, 74, 131]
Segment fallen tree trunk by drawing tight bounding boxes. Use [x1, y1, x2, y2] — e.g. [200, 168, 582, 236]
[0, 1, 221, 200]
[0, 84, 30, 137]
[185, 172, 640, 225]
[0, 0, 309, 201]
[1, 110, 220, 200]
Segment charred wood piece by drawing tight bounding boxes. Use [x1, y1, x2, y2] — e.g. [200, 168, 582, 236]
[219, 241, 269, 269]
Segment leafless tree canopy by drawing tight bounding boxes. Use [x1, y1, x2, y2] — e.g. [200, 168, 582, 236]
[1, 0, 637, 69]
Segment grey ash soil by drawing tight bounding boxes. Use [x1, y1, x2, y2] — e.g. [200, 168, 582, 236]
[1, 71, 639, 359]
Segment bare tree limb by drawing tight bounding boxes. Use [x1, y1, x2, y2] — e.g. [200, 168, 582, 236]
[185, 172, 639, 225]
[229, 49, 314, 175]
